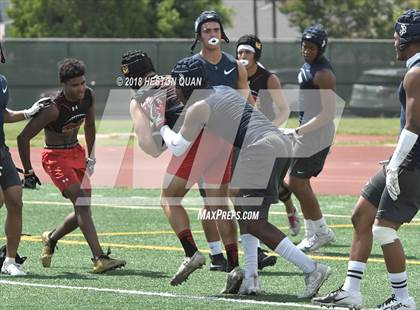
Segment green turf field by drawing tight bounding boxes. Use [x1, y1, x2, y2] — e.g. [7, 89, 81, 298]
[1, 185, 419, 309]
[3, 117, 401, 148]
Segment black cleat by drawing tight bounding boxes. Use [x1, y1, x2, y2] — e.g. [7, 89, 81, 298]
[257, 248, 277, 270]
[209, 253, 227, 272]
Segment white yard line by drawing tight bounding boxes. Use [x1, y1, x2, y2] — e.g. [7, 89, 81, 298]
[0, 279, 327, 309]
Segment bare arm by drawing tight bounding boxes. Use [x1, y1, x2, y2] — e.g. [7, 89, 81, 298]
[297, 69, 336, 135]
[179, 101, 209, 142]
[129, 99, 163, 158]
[236, 60, 256, 106]
[3, 109, 27, 123]
[404, 67, 420, 134]
[266, 74, 290, 127]
[17, 105, 59, 171]
[84, 91, 96, 159]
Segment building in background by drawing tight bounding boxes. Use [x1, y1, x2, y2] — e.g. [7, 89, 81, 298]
[224, 0, 299, 40]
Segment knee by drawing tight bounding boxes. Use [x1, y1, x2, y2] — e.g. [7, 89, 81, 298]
[288, 177, 309, 194]
[372, 224, 399, 246]
[6, 200, 23, 215]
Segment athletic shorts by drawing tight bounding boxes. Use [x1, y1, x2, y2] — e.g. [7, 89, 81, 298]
[0, 146, 21, 190]
[361, 164, 420, 223]
[289, 147, 330, 178]
[231, 133, 291, 207]
[41, 144, 91, 195]
[166, 130, 232, 187]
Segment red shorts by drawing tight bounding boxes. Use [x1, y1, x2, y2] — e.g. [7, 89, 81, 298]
[166, 130, 232, 186]
[41, 144, 91, 194]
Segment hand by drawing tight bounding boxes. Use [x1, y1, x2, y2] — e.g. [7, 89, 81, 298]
[23, 97, 52, 119]
[279, 128, 301, 144]
[386, 166, 400, 201]
[140, 96, 166, 129]
[22, 169, 41, 189]
[86, 157, 96, 176]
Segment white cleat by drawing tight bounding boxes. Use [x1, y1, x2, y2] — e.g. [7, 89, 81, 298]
[297, 236, 311, 251]
[170, 251, 205, 286]
[1, 262, 27, 276]
[298, 262, 331, 299]
[221, 266, 244, 294]
[239, 274, 261, 295]
[312, 286, 363, 309]
[374, 295, 416, 310]
[301, 228, 336, 253]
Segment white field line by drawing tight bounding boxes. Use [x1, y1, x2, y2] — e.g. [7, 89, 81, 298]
[0, 279, 329, 309]
[23, 199, 420, 222]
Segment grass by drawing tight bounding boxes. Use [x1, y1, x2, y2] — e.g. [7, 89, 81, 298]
[1, 185, 419, 309]
[3, 117, 401, 148]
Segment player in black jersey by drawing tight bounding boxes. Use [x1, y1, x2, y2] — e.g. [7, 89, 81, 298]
[0, 46, 46, 275]
[17, 59, 126, 274]
[281, 25, 336, 253]
[237, 34, 301, 239]
[313, 10, 420, 310]
[191, 11, 252, 272]
[123, 50, 241, 290]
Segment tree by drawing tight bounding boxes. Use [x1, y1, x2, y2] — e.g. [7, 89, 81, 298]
[278, 0, 400, 39]
[7, 0, 232, 38]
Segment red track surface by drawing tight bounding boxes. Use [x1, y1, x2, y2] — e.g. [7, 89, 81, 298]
[10, 143, 393, 196]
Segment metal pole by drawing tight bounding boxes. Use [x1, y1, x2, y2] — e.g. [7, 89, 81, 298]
[272, 0, 277, 38]
[253, 0, 258, 36]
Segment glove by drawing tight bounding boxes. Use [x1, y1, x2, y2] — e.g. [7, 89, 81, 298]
[140, 96, 166, 129]
[23, 97, 52, 119]
[386, 166, 400, 201]
[86, 157, 96, 176]
[22, 169, 41, 189]
[279, 127, 301, 144]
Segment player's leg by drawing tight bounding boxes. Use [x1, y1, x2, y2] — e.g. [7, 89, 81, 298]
[1, 185, 26, 276]
[161, 173, 205, 286]
[279, 181, 301, 236]
[289, 148, 335, 252]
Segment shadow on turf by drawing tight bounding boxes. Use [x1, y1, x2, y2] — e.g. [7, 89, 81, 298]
[101, 269, 169, 279]
[215, 292, 306, 303]
[22, 272, 96, 280]
[259, 270, 302, 277]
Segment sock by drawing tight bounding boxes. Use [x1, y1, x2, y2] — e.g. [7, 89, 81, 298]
[4, 257, 15, 265]
[208, 241, 222, 256]
[241, 234, 258, 278]
[313, 217, 329, 234]
[389, 271, 409, 300]
[225, 243, 239, 268]
[304, 219, 314, 238]
[274, 237, 316, 273]
[177, 229, 198, 257]
[342, 261, 366, 292]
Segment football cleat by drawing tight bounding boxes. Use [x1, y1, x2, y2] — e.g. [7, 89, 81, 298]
[298, 262, 332, 299]
[1, 262, 26, 276]
[41, 230, 57, 268]
[257, 248, 277, 270]
[374, 295, 416, 310]
[300, 228, 336, 253]
[239, 274, 261, 295]
[221, 266, 244, 294]
[312, 286, 363, 309]
[170, 251, 205, 286]
[209, 253, 227, 272]
[92, 254, 126, 274]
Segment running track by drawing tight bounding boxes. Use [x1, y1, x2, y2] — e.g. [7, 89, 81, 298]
[9, 141, 393, 196]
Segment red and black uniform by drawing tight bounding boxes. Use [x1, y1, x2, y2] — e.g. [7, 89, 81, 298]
[248, 64, 275, 121]
[41, 88, 93, 194]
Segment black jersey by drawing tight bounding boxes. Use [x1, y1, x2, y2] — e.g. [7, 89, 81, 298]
[46, 87, 93, 134]
[248, 65, 275, 121]
[398, 54, 420, 168]
[193, 52, 238, 88]
[298, 56, 333, 124]
[0, 74, 9, 146]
